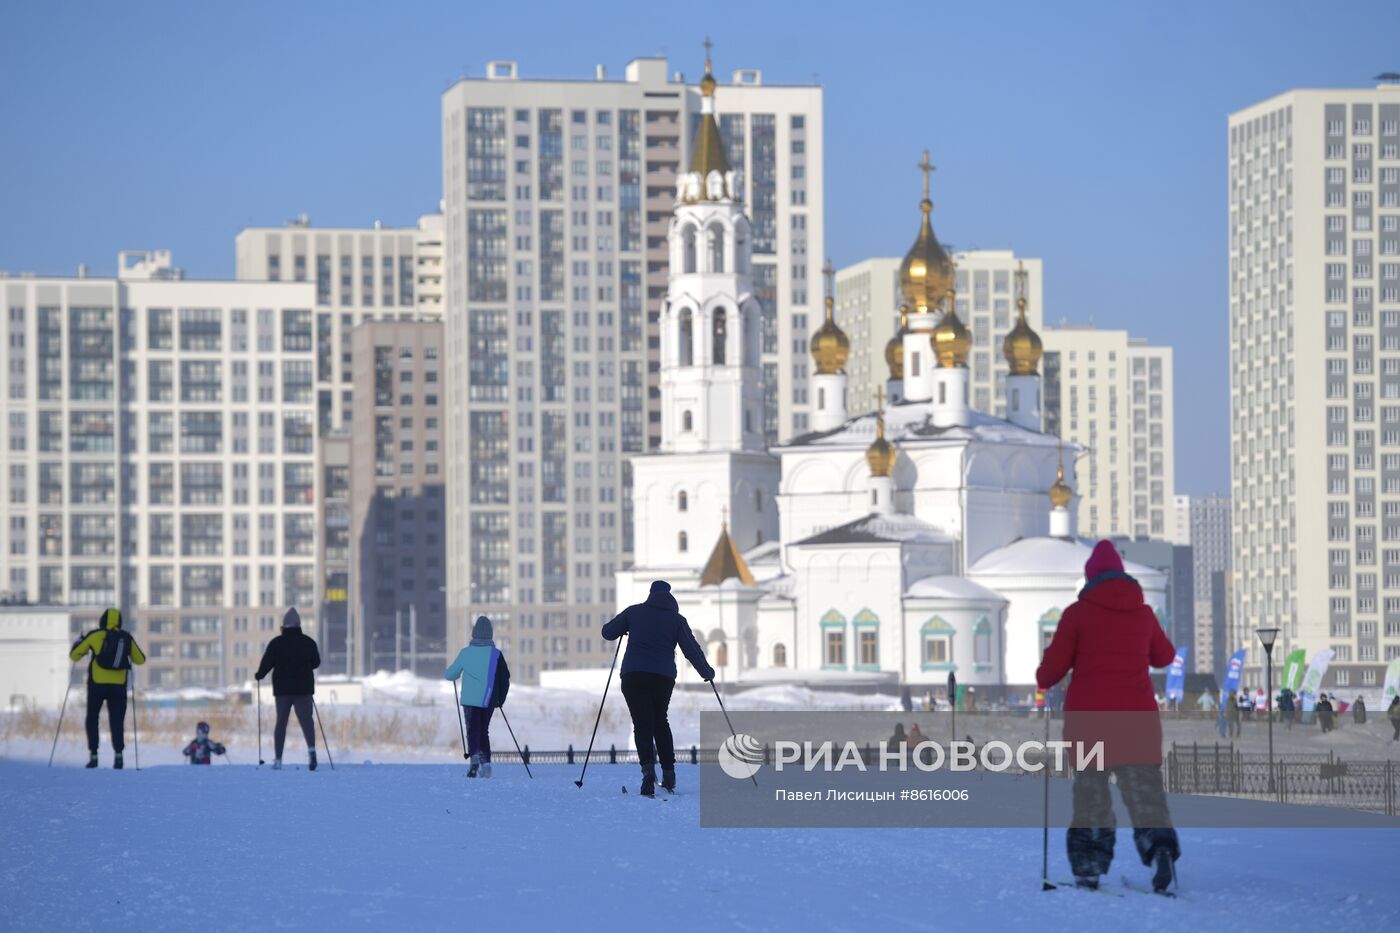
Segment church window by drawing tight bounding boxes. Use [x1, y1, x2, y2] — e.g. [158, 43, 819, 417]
[678, 308, 693, 366]
[923, 638, 948, 665]
[938, 383, 947, 404]
[677, 491, 688, 512]
[772, 643, 787, 667]
[910, 351, 921, 378]
[824, 630, 845, 667]
[708, 223, 726, 273]
[817, 387, 826, 409]
[678, 531, 688, 552]
[755, 489, 763, 512]
[974, 617, 991, 664]
[858, 630, 878, 667]
[682, 410, 693, 432]
[920, 616, 955, 670]
[682, 225, 697, 274]
[713, 308, 728, 365]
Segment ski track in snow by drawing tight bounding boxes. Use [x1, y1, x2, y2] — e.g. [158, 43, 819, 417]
[3, 759, 1399, 932]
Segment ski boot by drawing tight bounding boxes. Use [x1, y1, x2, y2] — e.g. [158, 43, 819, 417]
[661, 767, 677, 793]
[480, 763, 492, 778]
[1151, 849, 1175, 894]
[640, 764, 657, 798]
[113, 753, 123, 770]
[308, 749, 317, 772]
[272, 759, 283, 770]
[1074, 875, 1099, 891]
[467, 754, 480, 778]
[85, 752, 99, 769]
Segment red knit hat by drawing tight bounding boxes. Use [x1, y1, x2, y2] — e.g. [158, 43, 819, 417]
[1084, 539, 1124, 579]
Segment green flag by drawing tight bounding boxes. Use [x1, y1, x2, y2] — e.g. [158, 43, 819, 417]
[1281, 648, 1308, 692]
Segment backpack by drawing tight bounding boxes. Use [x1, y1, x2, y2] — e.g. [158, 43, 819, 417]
[95, 629, 134, 670]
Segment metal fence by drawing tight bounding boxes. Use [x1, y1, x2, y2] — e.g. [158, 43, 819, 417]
[1165, 742, 1400, 816]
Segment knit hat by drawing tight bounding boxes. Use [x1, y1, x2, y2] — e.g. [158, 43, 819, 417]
[471, 615, 493, 641]
[649, 580, 671, 595]
[282, 607, 302, 629]
[196, 722, 210, 736]
[1084, 540, 1124, 580]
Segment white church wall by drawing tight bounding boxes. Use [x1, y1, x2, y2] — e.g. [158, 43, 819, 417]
[900, 599, 1005, 687]
[789, 544, 905, 674]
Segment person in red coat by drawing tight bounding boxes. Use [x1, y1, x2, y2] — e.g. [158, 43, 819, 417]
[1036, 539, 1181, 893]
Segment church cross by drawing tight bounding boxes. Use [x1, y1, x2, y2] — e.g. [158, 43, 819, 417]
[917, 149, 936, 199]
[823, 258, 835, 311]
[703, 36, 713, 70]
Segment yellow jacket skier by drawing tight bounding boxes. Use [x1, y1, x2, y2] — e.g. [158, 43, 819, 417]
[69, 608, 146, 768]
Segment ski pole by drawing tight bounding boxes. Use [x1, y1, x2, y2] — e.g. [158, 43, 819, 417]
[1041, 705, 1055, 891]
[451, 680, 469, 763]
[130, 668, 140, 771]
[48, 660, 76, 768]
[256, 680, 265, 766]
[498, 707, 532, 779]
[312, 699, 335, 770]
[576, 633, 623, 788]
[710, 679, 757, 787]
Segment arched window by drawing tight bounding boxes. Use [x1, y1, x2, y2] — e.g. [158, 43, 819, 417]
[755, 489, 763, 512]
[678, 531, 689, 552]
[773, 643, 787, 667]
[678, 491, 688, 512]
[708, 223, 725, 273]
[712, 307, 728, 365]
[678, 308, 693, 367]
[755, 530, 763, 546]
[682, 410, 693, 432]
[682, 225, 697, 274]
[716, 642, 729, 666]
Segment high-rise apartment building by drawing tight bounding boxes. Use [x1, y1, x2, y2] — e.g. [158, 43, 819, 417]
[1042, 325, 1175, 540]
[441, 54, 822, 679]
[837, 251, 1044, 419]
[0, 251, 319, 687]
[1229, 84, 1400, 690]
[1171, 494, 1232, 674]
[235, 213, 445, 437]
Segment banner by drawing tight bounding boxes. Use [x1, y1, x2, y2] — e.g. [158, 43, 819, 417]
[1298, 648, 1335, 698]
[1382, 658, 1400, 709]
[1221, 648, 1246, 697]
[1165, 646, 1189, 701]
[1280, 648, 1308, 693]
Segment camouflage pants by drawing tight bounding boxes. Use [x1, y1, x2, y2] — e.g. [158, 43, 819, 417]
[1067, 764, 1180, 878]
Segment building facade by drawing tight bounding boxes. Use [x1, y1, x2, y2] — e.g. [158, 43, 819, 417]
[1171, 494, 1232, 674]
[1230, 84, 1400, 690]
[0, 252, 320, 688]
[441, 53, 823, 680]
[1042, 325, 1176, 540]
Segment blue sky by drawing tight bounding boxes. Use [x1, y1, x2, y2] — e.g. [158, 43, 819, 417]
[3, 0, 1398, 495]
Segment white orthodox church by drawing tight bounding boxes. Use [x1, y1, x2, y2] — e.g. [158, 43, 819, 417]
[616, 52, 1166, 695]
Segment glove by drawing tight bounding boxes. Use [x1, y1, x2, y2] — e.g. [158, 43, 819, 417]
[254, 672, 264, 681]
[215, 744, 226, 755]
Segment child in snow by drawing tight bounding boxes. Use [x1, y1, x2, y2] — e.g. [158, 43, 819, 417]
[182, 721, 226, 765]
[445, 616, 511, 778]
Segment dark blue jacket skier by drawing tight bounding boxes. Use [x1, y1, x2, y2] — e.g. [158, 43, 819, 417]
[602, 581, 715, 796]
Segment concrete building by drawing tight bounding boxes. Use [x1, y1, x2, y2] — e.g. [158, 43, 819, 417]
[0, 251, 319, 688]
[1229, 84, 1400, 691]
[348, 319, 447, 677]
[1171, 494, 1233, 674]
[0, 606, 72, 709]
[837, 251, 1044, 420]
[235, 212, 445, 438]
[1112, 537, 1194, 651]
[1042, 325, 1176, 540]
[441, 52, 823, 680]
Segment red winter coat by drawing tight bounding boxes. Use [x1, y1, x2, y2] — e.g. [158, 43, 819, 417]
[1036, 572, 1175, 765]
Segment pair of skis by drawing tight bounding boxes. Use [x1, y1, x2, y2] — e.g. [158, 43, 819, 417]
[1046, 877, 1178, 899]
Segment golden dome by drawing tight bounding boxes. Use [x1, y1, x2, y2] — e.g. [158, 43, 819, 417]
[1050, 446, 1073, 509]
[811, 259, 849, 374]
[931, 300, 971, 368]
[687, 40, 730, 195]
[1002, 264, 1042, 376]
[884, 309, 909, 380]
[866, 410, 897, 477]
[897, 150, 954, 314]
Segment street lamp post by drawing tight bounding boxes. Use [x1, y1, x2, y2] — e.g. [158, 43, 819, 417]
[1256, 627, 1280, 795]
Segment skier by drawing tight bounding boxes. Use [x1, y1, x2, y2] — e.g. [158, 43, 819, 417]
[1388, 696, 1400, 741]
[601, 580, 715, 797]
[182, 721, 227, 765]
[254, 608, 321, 771]
[1036, 540, 1180, 894]
[69, 608, 146, 769]
[1352, 696, 1367, 725]
[1316, 693, 1335, 733]
[1278, 688, 1296, 730]
[445, 615, 511, 778]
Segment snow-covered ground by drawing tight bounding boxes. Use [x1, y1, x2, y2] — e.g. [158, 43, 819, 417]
[3, 758, 1398, 931]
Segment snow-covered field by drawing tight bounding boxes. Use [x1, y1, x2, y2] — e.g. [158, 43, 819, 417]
[3, 758, 1398, 931]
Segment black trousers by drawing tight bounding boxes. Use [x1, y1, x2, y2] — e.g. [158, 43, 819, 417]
[1067, 764, 1180, 878]
[621, 672, 675, 772]
[85, 682, 128, 753]
[467, 706, 494, 763]
[274, 695, 316, 759]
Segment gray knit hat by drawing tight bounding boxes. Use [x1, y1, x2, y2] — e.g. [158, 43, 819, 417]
[471, 615, 493, 640]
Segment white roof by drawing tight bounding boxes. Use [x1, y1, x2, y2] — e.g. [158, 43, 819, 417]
[969, 536, 1159, 579]
[779, 400, 1068, 452]
[904, 575, 1006, 603]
